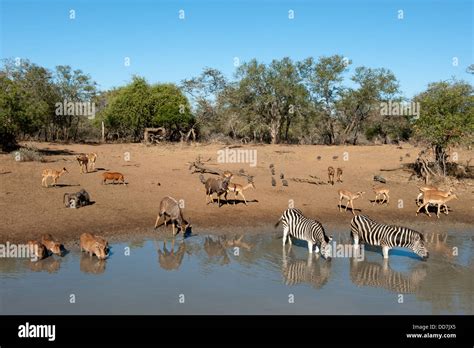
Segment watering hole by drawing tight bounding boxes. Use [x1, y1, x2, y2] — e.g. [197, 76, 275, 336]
[0, 229, 473, 315]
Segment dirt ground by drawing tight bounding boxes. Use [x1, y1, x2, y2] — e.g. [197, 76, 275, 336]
[0, 142, 472, 244]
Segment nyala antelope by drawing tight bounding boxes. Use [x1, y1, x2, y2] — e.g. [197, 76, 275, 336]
[87, 152, 98, 171]
[225, 181, 256, 205]
[336, 168, 343, 183]
[41, 167, 68, 187]
[200, 174, 233, 206]
[76, 155, 89, 174]
[154, 196, 190, 235]
[328, 166, 335, 185]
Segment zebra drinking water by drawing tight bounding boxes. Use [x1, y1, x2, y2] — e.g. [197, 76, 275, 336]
[275, 208, 332, 258]
[350, 215, 429, 260]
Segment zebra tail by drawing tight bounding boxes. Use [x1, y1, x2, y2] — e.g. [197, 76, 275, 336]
[274, 216, 282, 228]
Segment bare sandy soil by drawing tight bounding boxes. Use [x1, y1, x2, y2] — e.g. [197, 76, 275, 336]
[0, 142, 472, 244]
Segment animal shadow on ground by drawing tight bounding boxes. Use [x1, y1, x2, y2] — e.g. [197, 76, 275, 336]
[370, 199, 389, 205]
[49, 184, 80, 188]
[0, 171, 12, 175]
[418, 204, 453, 215]
[226, 199, 259, 206]
[338, 204, 362, 213]
[208, 198, 231, 207]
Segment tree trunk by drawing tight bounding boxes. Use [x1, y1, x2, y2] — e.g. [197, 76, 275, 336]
[434, 145, 447, 176]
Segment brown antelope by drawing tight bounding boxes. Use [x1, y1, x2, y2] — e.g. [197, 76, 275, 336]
[416, 192, 458, 218]
[416, 185, 454, 206]
[154, 196, 190, 235]
[76, 155, 89, 174]
[336, 168, 343, 183]
[87, 152, 98, 171]
[225, 182, 255, 205]
[202, 175, 233, 206]
[373, 186, 390, 205]
[102, 172, 126, 185]
[41, 167, 68, 187]
[338, 189, 365, 215]
[328, 166, 335, 185]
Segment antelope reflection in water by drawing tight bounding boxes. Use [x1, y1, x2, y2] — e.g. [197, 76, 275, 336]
[157, 239, 187, 271]
[203, 235, 251, 266]
[281, 246, 332, 289]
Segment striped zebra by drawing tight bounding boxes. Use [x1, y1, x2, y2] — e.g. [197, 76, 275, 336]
[350, 258, 427, 293]
[350, 215, 429, 260]
[282, 248, 332, 289]
[275, 208, 332, 258]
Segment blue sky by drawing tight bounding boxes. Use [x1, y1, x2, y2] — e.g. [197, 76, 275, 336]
[1, 0, 472, 98]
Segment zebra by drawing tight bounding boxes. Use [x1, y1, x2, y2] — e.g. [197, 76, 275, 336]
[350, 215, 429, 260]
[275, 208, 332, 258]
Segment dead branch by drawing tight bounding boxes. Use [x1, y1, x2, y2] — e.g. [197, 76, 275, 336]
[188, 156, 254, 182]
[290, 177, 327, 185]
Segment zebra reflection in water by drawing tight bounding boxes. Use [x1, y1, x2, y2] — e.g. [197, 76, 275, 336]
[350, 258, 427, 294]
[281, 246, 332, 289]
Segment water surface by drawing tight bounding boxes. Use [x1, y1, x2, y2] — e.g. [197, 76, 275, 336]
[1, 230, 472, 314]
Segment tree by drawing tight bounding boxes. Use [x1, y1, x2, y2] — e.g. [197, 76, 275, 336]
[337, 66, 400, 144]
[149, 84, 193, 141]
[414, 79, 474, 174]
[0, 59, 58, 148]
[53, 65, 97, 141]
[100, 76, 193, 141]
[229, 57, 308, 144]
[181, 68, 227, 139]
[298, 55, 350, 144]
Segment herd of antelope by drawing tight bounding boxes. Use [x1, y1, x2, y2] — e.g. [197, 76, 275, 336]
[30, 148, 461, 263]
[328, 167, 458, 219]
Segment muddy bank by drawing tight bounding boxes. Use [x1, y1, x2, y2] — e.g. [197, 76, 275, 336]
[0, 142, 472, 244]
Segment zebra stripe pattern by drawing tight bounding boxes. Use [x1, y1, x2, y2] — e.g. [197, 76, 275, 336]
[350, 215, 429, 260]
[282, 253, 332, 289]
[276, 208, 332, 257]
[350, 259, 427, 293]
